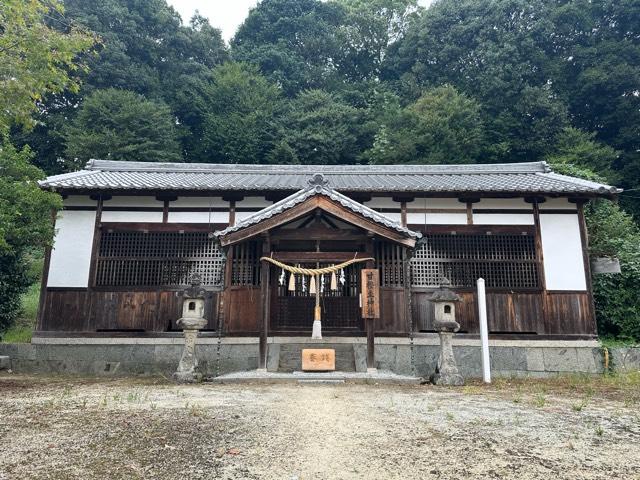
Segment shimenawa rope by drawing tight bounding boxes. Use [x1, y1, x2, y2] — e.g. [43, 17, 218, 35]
[259, 256, 374, 275]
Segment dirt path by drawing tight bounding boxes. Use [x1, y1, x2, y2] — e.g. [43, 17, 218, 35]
[0, 375, 639, 479]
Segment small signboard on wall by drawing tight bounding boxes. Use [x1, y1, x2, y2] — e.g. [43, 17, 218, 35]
[361, 269, 380, 319]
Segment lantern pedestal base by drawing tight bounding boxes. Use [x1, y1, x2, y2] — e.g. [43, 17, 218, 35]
[430, 331, 464, 386]
[311, 320, 322, 339]
[173, 328, 205, 384]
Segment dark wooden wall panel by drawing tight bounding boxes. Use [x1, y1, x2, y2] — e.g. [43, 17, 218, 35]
[40, 290, 90, 331]
[413, 290, 544, 334]
[91, 292, 158, 331]
[375, 288, 406, 334]
[544, 292, 594, 335]
[225, 287, 261, 334]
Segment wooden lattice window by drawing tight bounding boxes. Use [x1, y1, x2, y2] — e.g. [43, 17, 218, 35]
[375, 242, 405, 287]
[231, 241, 261, 286]
[410, 233, 539, 289]
[95, 231, 224, 287]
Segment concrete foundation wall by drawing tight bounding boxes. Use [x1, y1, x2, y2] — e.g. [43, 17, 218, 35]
[2, 337, 638, 378]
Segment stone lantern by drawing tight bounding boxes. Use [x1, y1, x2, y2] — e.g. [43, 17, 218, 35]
[173, 273, 208, 383]
[429, 278, 464, 386]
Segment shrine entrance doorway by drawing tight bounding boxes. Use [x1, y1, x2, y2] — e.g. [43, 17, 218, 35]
[270, 260, 365, 334]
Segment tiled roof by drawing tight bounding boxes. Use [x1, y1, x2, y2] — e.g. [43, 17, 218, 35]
[39, 159, 622, 196]
[215, 174, 421, 239]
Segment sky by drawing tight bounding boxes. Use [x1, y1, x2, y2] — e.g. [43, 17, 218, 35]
[167, 0, 433, 42]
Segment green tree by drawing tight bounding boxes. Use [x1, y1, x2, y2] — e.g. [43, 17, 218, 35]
[383, 0, 569, 161]
[63, 88, 182, 164]
[364, 85, 486, 164]
[279, 90, 363, 165]
[0, 0, 95, 135]
[333, 0, 420, 81]
[15, 0, 227, 170]
[232, 0, 346, 96]
[546, 128, 620, 184]
[0, 0, 90, 332]
[200, 63, 283, 164]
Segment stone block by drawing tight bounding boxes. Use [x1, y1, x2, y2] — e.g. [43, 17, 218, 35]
[611, 347, 640, 373]
[353, 344, 367, 372]
[394, 345, 413, 375]
[0, 356, 10, 370]
[490, 347, 527, 372]
[575, 347, 602, 373]
[267, 344, 280, 372]
[525, 348, 545, 372]
[543, 348, 579, 372]
[374, 345, 397, 371]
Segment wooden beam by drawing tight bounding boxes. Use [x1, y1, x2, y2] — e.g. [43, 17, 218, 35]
[271, 251, 369, 262]
[532, 200, 548, 334]
[364, 237, 375, 370]
[271, 227, 366, 241]
[228, 199, 236, 227]
[259, 235, 271, 370]
[36, 209, 57, 331]
[100, 222, 226, 233]
[466, 202, 473, 225]
[400, 201, 407, 227]
[577, 203, 597, 335]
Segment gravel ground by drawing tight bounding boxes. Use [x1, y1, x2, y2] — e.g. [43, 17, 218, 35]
[0, 374, 639, 479]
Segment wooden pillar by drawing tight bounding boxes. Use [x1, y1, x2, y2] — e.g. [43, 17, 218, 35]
[577, 201, 597, 335]
[531, 199, 548, 334]
[365, 235, 375, 371]
[36, 208, 57, 331]
[259, 234, 271, 370]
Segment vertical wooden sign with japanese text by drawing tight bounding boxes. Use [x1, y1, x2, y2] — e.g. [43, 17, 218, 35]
[361, 269, 380, 319]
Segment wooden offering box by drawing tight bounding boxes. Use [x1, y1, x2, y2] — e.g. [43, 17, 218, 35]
[302, 349, 336, 371]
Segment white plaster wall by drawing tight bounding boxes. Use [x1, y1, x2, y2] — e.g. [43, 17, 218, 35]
[364, 197, 400, 209]
[103, 196, 163, 208]
[539, 214, 586, 290]
[473, 213, 534, 225]
[406, 213, 468, 225]
[475, 198, 531, 209]
[170, 196, 227, 208]
[63, 195, 96, 207]
[167, 211, 228, 223]
[539, 198, 577, 210]
[101, 211, 163, 223]
[407, 198, 464, 209]
[48, 210, 96, 287]
[236, 196, 271, 208]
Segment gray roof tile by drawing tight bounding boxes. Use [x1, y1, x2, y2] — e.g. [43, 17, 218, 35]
[39, 159, 622, 196]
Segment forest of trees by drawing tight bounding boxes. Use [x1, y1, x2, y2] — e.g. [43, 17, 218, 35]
[1, 0, 640, 340]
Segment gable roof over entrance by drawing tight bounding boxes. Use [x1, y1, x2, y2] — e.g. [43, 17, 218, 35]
[39, 159, 622, 197]
[214, 174, 421, 247]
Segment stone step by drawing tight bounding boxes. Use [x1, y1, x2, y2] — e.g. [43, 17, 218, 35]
[0, 356, 10, 370]
[277, 344, 356, 372]
[210, 370, 422, 385]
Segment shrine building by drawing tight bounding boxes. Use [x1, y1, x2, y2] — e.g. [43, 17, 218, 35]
[34, 160, 620, 374]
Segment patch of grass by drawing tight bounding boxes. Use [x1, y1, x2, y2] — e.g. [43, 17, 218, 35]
[1, 283, 40, 343]
[595, 425, 604, 437]
[571, 399, 589, 412]
[1, 325, 33, 343]
[600, 336, 640, 348]
[534, 393, 546, 408]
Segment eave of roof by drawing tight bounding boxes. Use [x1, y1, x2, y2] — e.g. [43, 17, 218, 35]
[38, 159, 623, 197]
